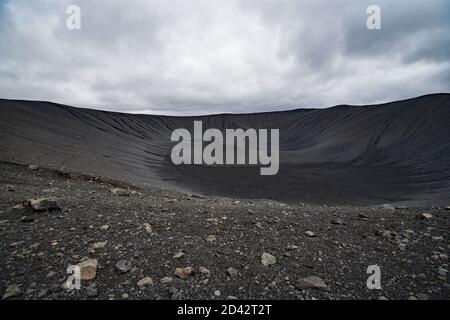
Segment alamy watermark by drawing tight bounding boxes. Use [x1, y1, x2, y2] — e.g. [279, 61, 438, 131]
[367, 5, 381, 30]
[66, 265, 81, 290]
[66, 5, 81, 30]
[366, 265, 382, 289]
[170, 121, 279, 175]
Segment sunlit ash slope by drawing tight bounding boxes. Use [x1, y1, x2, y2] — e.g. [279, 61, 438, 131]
[0, 94, 449, 206]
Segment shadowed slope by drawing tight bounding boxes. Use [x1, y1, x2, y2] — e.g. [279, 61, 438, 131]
[0, 94, 449, 206]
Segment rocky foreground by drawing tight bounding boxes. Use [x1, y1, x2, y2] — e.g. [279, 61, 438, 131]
[0, 161, 449, 300]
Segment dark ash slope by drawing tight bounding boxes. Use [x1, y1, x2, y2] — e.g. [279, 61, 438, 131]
[0, 94, 449, 206]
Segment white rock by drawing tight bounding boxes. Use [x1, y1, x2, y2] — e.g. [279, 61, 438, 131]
[160, 277, 173, 284]
[137, 277, 153, 287]
[110, 188, 129, 197]
[305, 231, 316, 237]
[261, 253, 277, 266]
[173, 251, 185, 259]
[175, 267, 193, 279]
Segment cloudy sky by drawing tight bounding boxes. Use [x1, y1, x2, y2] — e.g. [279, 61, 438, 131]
[0, 0, 449, 115]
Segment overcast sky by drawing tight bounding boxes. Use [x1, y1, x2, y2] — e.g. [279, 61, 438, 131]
[0, 0, 449, 115]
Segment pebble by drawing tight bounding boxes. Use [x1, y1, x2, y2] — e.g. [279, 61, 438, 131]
[296, 276, 327, 290]
[175, 267, 193, 279]
[227, 267, 238, 278]
[261, 253, 277, 266]
[110, 188, 129, 197]
[37, 288, 48, 298]
[380, 204, 395, 210]
[115, 260, 132, 273]
[86, 286, 98, 297]
[305, 231, 316, 237]
[91, 241, 107, 249]
[142, 223, 153, 234]
[437, 267, 447, 277]
[160, 277, 173, 284]
[173, 251, 185, 259]
[416, 213, 433, 220]
[21, 216, 35, 223]
[24, 198, 63, 212]
[77, 259, 98, 280]
[331, 219, 344, 225]
[199, 267, 211, 276]
[137, 277, 153, 287]
[2, 285, 22, 299]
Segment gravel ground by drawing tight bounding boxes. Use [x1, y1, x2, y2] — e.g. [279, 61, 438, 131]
[0, 161, 449, 300]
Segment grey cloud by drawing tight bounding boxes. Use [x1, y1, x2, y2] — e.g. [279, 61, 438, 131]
[0, 0, 448, 115]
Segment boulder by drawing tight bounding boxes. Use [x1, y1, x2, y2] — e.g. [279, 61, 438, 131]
[77, 259, 98, 280]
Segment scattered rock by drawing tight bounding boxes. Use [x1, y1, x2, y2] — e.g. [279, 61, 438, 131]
[286, 244, 298, 251]
[47, 271, 56, 278]
[160, 277, 173, 284]
[437, 267, 447, 277]
[214, 290, 221, 297]
[24, 198, 63, 212]
[11, 204, 31, 214]
[199, 267, 210, 276]
[85, 286, 98, 297]
[100, 224, 109, 231]
[91, 241, 107, 249]
[37, 288, 48, 298]
[416, 213, 433, 220]
[7, 185, 15, 192]
[305, 231, 316, 237]
[331, 218, 344, 225]
[296, 276, 327, 290]
[206, 235, 217, 242]
[137, 277, 153, 287]
[169, 287, 183, 300]
[173, 251, 185, 259]
[175, 267, 193, 279]
[77, 259, 98, 280]
[377, 296, 389, 300]
[20, 216, 34, 223]
[110, 188, 129, 197]
[116, 260, 132, 273]
[358, 213, 369, 219]
[142, 223, 153, 234]
[28, 164, 39, 171]
[381, 204, 395, 210]
[261, 252, 277, 266]
[227, 267, 238, 278]
[2, 285, 22, 299]
[416, 293, 429, 300]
